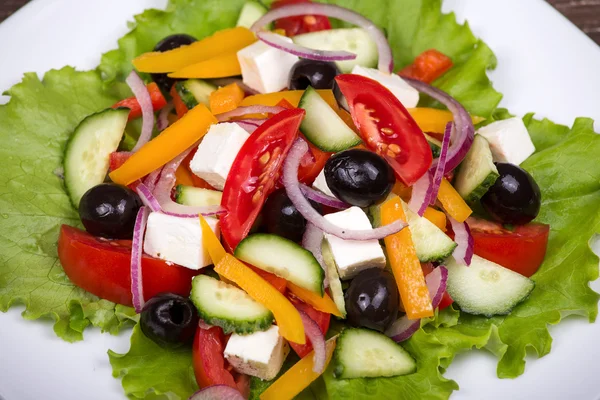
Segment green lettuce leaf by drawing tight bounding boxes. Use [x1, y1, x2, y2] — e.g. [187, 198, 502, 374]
[0, 67, 135, 341]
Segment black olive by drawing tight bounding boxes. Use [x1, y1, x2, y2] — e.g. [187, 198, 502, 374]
[78, 183, 142, 239]
[263, 189, 321, 242]
[481, 162, 541, 225]
[345, 268, 399, 332]
[140, 293, 198, 347]
[333, 80, 349, 112]
[288, 59, 341, 91]
[151, 34, 197, 94]
[324, 149, 395, 207]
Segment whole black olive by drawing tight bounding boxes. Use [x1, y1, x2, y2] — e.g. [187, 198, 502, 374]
[288, 59, 341, 90]
[140, 293, 198, 347]
[263, 189, 321, 242]
[152, 34, 197, 93]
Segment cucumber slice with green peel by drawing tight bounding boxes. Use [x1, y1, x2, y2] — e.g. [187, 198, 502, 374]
[235, 233, 325, 295]
[299, 86, 361, 152]
[175, 185, 222, 207]
[175, 79, 217, 109]
[236, 1, 269, 29]
[333, 328, 416, 379]
[190, 275, 274, 334]
[292, 28, 378, 73]
[64, 108, 129, 207]
[454, 135, 499, 204]
[322, 241, 347, 318]
[424, 133, 442, 158]
[446, 254, 535, 317]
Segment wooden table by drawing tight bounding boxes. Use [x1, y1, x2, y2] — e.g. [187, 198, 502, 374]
[0, 0, 599, 44]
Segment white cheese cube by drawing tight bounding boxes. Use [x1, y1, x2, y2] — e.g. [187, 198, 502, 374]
[189, 123, 250, 191]
[224, 325, 290, 381]
[237, 39, 299, 94]
[476, 117, 535, 165]
[351, 65, 419, 108]
[324, 207, 386, 280]
[313, 168, 336, 198]
[143, 212, 220, 270]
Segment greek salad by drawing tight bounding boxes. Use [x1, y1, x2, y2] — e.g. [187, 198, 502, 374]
[8, 0, 580, 399]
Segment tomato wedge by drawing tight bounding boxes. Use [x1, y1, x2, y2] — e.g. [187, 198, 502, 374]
[335, 74, 432, 186]
[57, 225, 197, 306]
[113, 82, 168, 120]
[272, 0, 332, 37]
[421, 263, 453, 310]
[288, 295, 331, 358]
[220, 108, 305, 250]
[399, 49, 453, 84]
[193, 326, 250, 397]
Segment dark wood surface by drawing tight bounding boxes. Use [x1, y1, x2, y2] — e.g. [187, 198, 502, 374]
[0, 0, 599, 44]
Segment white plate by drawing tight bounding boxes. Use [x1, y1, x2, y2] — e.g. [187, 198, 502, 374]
[1, 1, 599, 399]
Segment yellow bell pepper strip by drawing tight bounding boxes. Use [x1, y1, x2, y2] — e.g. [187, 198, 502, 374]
[392, 181, 412, 202]
[437, 178, 472, 223]
[215, 254, 306, 344]
[174, 164, 195, 186]
[408, 108, 485, 134]
[424, 207, 447, 231]
[210, 83, 245, 115]
[168, 52, 242, 79]
[287, 283, 342, 317]
[199, 215, 227, 266]
[381, 197, 433, 320]
[260, 337, 337, 400]
[240, 90, 338, 109]
[109, 104, 216, 186]
[133, 27, 256, 73]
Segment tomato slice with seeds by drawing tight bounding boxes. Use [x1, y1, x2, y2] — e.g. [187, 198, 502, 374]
[220, 108, 306, 250]
[335, 74, 432, 186]
[272, 0, 332, 36]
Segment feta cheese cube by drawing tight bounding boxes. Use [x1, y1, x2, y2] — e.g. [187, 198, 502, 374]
[237, 39, 299, 94]
[351, 65, 419, 108]
[224, 325, 290, 381]
[476, 117, 535, 165]
[324, 207, 386, 280]
[189, 123, 250, 191]
[143, 212, 220, 270]
[313, 168, 336, 198]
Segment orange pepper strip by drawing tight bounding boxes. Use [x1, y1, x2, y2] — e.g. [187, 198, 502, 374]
[174, 165, 195, 186]
[133, 27, 256, 73]
[407, 108, 485, 134]
[215, 254, 306, 344]
[424, 207, 447, 232]
[110, 104, 217, 186]
[437, 178, 472, 223]
[169, 52, 242, 79]
[287, 283, 342, 317]
[392, 181, 412, 202]
[381, 197, 433, 320]
[240, 90, 338, 109]
[209, 83, 245, 115]
[199, 215, 227, 266]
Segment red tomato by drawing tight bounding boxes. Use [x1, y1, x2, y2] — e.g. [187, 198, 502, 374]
[288, 295, 331, 358]
[113, 82, 168, 120]
[466, 218, 550, 277]
[247, 264, 288, 294]
[220, 109, 305, 250]
[170, 85, 189, 118]
[335, 74, 432, 186]
[421, 263, 453, 310]
[109, 152, 132, 172]
[193, 326, 249, 397]
[272, 0, 332, 36]
[57, 225, 197, 306]
[399, 49, 453, 84]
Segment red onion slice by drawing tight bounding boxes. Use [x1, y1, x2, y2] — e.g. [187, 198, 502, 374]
[131, 206, 150, 313]
[300, 184, 349, 209]
[231, 119, 265, 133]
[257, 31, 356, 62]
[283, 139, 407, 240]
[429, 122, 452, 205]
[407, 171, 432, 217]
[302, 222, 328, 288]
[449, 216, 474, 266]
[136, 183, 162, 212]
[405, 78, 474, 173]
[297, 310, 327, 374]
[126, 71, 155, 152]
[216, 105, 284, 122]
[251, 3, 393, 73]
[188, 385, 245, 400]
[157, 101, 173, 131]
[143, 168, 162, 193]
[385, 266, 448, 342]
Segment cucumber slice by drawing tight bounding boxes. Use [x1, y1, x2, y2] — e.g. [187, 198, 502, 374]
[446, 254, 535, 317]
[454, 135, 499, 204]
[333, 328, 416, 379]
[175, 79, 217, 109]
[299, 86, 361, 152]
[322, 241, 347, 318]
[191, 275, 274, 334]
[292, 28, 378, 73]
[175, 185, 222, 207]
[235, 233, 325, 295]
[64, 108, 129, 207]
[424, 133, 442, 158]
[236, 1, 269, 29]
